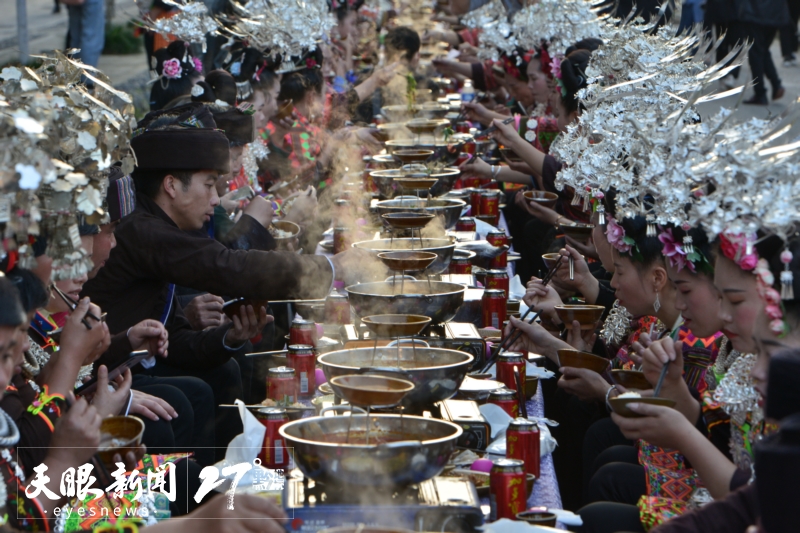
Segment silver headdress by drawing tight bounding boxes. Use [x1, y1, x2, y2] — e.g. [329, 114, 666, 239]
[0, 52, 135, 279]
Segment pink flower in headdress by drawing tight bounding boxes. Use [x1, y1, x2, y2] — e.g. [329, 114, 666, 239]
[658, 228, 690, 272]
[550, 55, 562, 80]
[193, 57, 203, 73]
[719, 233, 758, 271]
[162, 58, 182, 79]
[765, 303, 783, 320]
[606, 219, 631, 253]
[770, 319, 786, 335]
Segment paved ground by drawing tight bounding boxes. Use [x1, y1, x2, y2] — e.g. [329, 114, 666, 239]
[2, 0, 800, 124]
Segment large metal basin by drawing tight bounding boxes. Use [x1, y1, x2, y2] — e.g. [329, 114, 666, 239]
[318, 346, 474, 406]
[374, 197, 466, 230]
[280, 413, 462, 487]
[345, 280, 466, 323]
[352, 238, 455, 275]
[371, 169, 461, 198]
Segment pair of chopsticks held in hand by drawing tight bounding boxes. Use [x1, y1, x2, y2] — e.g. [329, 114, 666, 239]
[51, 284, 106, 330]
[479, 256, 564, 373]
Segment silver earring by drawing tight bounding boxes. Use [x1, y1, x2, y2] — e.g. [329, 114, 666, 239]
[653, 291, 661, 313]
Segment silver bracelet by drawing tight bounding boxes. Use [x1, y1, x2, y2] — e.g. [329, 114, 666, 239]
[605, 384, 618, 411]
[491, 165, 500, 180]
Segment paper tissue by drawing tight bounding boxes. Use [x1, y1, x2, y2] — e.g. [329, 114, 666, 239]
[479, 404, 557, 457]
[211, 400, 283, 499]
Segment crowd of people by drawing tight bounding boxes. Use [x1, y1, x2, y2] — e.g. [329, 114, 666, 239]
[1, 0, 800, 532]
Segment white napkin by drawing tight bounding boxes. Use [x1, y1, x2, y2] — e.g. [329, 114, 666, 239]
[509, 274, 527, 300]
[480, 403, 513, 439]
[460, 375, 505, 392]
[212, 400, 275, 490]
[479, 404, 557, 456]
[486, 361, 555, 380]
[474, 218, 500, 240]
[549, 509, 582, 527]
[481, 517, 559, 533]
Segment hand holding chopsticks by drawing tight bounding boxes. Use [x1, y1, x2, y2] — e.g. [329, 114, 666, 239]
[478, 256, 564, 373]
[474, 116, 515, 139]
[51, 284, 105, 330]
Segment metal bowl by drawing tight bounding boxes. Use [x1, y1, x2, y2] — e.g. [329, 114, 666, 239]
[381, 212, 436, 230]
[318, 345, 474, 405]
[345, 280, 466, 323]
[405, 118, 450, 135]
[352, 238, 456, 275]
[328, 374, 416, 407]
[377, 251, 438, 272]
[370, 169, 404, 198]
[279, 413, 463, 487]
[374, 197, 466, 230]
[428, 167, 461, 196]
[361, 314, 432, 337]
[385, 139, 451, 152]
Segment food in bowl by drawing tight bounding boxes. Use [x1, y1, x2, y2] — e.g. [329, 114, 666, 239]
[617, 391, 642, 399]
[268, 225, 293, 238]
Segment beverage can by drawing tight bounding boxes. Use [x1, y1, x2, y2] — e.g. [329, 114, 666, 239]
[497, 352, 526, 393]
[482, 289, 507, 329]
[507, 418, 540, 479]
[287, 345, 316, 399]
[267, 366, 296, 406]
[255, 407, 289, 468]
[489, 458, 526, 520]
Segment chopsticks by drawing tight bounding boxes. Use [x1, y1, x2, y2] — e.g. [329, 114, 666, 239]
[514, 366, 528, 419]
[474, 117, 515, 139]
[219, 404, 314, 411]
[478, 256, 563, 374]
[653, 362, 669, 397]
[51, 284, 105, 330]
[452, 92, 486, 123]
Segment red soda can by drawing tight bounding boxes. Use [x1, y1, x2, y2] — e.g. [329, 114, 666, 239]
[289, 318, 317, 347]
[455, 153, 472, 167]
[287, 345, 316, 399]
[456, 217, 477, 232]
[485, 269, 509, 296]
[497, 352, 526, 393]
[449, 256, 472, 275]
[267, 367, 296, 406]
[333, 227, 349, 254]
[487, 230, 509, 269]
[507, 418, 540, 479]
[461, 176, 482, 188]
[490, 458, 527, 520]
[482, 289, 507, 329]
[480, 190, 501, 218]
[488, 388, 519, 418]
[486, 229, 509, 247]
[456, 121, 471, 134]
[325, 292, 350, 324]
[255, 407, 289, 468]
[470, 189, 482, 216]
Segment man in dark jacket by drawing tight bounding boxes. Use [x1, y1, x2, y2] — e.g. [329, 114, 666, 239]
[83, 104, 337, 459]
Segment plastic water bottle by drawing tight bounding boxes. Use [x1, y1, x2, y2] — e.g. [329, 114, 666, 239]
[461, 80, 475, 103]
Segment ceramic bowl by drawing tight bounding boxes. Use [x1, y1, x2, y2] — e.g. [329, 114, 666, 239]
[611, 370, 652, 390]
[608, 396, 677, 418]
[554, 305, 605, 330]
[556, 349, 610, 374]
[97, 416, 145, 470]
